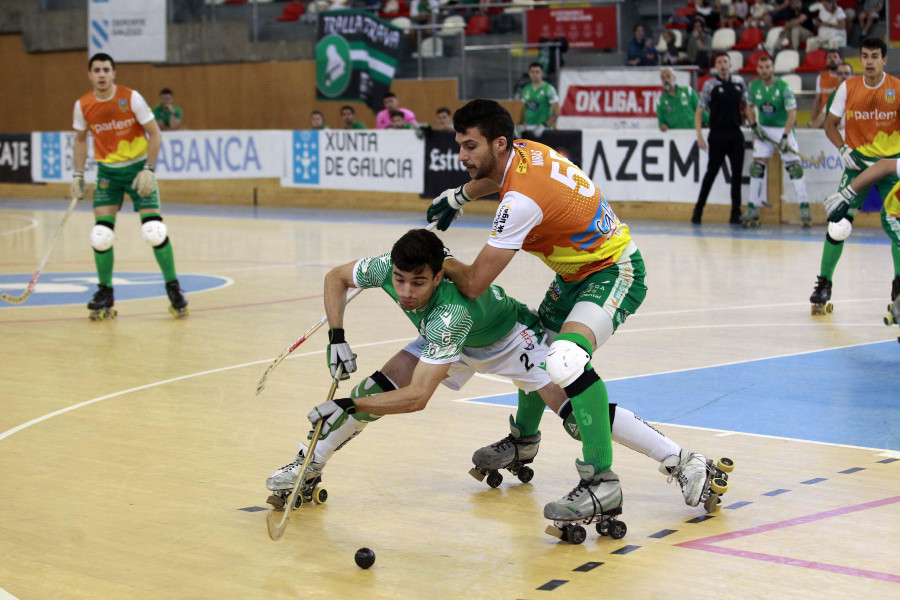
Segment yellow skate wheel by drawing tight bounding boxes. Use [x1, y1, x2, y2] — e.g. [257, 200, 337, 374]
[710, 477, 728, 495]
[717, 458, 734, 473]
[312, 486, 328, 504]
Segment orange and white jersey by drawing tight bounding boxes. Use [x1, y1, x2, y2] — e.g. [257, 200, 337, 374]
[73, 85, 154, 165]
[489, 139, 632, 283]
[829, 74, 900, 158]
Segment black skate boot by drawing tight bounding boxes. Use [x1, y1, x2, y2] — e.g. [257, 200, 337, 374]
[87, 284, 116, 321]
[165, 279, 189, 318]
[884, 275, 900, 343]
[809, 275, 833, 315]
[470, 415, 540, 487]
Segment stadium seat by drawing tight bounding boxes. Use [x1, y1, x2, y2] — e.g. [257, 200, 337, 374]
[773, 49, 799, 73]
[764, 26, 783, 51]
[739, 49, 770, 73]
[727, 50, 744, 72]
[656, 29, 684, 53]
[795, 49, 827, 73]
[781, 74, 803, 93]
[390, 16, 412, 32]
[438, 15, 466, 37]
[466, 13, 490, 36]
[418, 36, 444, 58]
[711, 27, 736, 51]
[276, 1, 304, 22]
[733, 26, 763, 50]
[380, 0, 407, 18]
[505, 0, 530, 15]
[696, 74, 712, 92]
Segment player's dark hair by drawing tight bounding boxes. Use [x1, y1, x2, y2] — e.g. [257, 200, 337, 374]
[436, 106, 451, 116]
[860, 37, 887, 57]
[392, 229, 444, 276]
[88, 53, 115, 70]
[160, 88, 173, 95]
[757, 53, 773, 64]
[528, 62, 543, 70]
[383, 92, 397, 100]
[711, 51, 730, 64]
[341, 105, 355, 114]
[453, 98, 514, 149]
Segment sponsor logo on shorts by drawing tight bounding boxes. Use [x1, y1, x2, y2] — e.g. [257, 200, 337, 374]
[99, 178, 110, 189]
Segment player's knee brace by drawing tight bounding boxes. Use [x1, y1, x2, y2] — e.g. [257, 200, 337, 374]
[827, 218, 853, 242]
[90, 221, 115, 252]
[140, 215, 168, 248]
[749, 161, 766, 178]
[786, 161, 804, 179]
[559, 400, 617, 441]
[546, 338, 593, 389]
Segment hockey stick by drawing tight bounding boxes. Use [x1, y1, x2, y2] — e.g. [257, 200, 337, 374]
[266, 366, 342, 541]
[1, 195, 80, 305]
[753, 128, 824, 165]
[254, 221, 439, 395]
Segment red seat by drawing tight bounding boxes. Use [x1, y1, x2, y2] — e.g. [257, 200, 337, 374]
[466, 14, 490, 36]
[795, 49, 827, 73]
[696, 75, 712, 92]
[276, 1, 305, 22]
[739, 49, 770, 73]
[733, 26, 763, 50]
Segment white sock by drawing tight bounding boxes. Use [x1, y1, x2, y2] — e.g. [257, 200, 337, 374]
[749, 176, 765, 207]
[790, 174, 808, 204]
[313, 414, 368, 462]
[611, 407, 680, 463]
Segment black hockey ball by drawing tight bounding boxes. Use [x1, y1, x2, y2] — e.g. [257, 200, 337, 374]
[354, 547, 376, 569]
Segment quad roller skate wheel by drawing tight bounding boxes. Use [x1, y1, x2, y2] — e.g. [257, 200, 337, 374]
[717, 458, 734, 473]
[810, 303, 833, 315]
[311, 486, 328, 504]
[596, 518, 627, 539]
[485, 470, 503, 488]
[89, 309, 117, 321]
[169, 305, 190, 319]
[516, 466, 534, 484]
[710, 477, 728, 495]
[565, 524, 587, 545]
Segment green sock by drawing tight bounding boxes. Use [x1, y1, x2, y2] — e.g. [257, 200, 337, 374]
[820, 237, 844, 280]
[515, 389, 545, 437]
[556, 332, 613, 472]
[892, 242, 900, 278]
[93, 216, 115, 287]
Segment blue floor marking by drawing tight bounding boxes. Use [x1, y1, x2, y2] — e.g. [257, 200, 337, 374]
[467, 342, 900, 450]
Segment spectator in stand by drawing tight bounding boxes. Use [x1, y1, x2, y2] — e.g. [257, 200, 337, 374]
[659, 30, 689, 66]
[765, 1, 794, 28]
[376, 92, 418, 129]
[858, 0, 883, 37]
[823, 62, 854, 131]
[410, 0, 439, 27]
[626, 24, 659, 66]
[657, 68, 705, 131]
[340, 105, 367, 129]
[694, 0, 721, 32]
[310, 110, 330, 130]
[153, 88, 183, 131]
[774, 0, 816, 50]
[840, 1, 858, 40]
[389, 109, 415, 129]
[686, 19, 712, 70]
[433, 106, 454, 131]
[812, 0, 848, 49]
[809, 49, 844, 128]
[721, 0, 749, 29]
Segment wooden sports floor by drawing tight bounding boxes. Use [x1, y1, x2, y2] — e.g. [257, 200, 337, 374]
[1, 198, 898, 600]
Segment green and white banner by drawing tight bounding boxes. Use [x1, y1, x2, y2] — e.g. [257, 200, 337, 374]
[316, 11, 403, 113]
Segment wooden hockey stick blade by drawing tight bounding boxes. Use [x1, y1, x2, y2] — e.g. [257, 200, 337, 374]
[266, 369, 341, 541]
[1, 196, 79, 305]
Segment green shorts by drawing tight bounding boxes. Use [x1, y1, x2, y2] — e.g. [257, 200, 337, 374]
[538, 242, 648, 334]
[93, 160, 160, 212]
[882, 209, 900, 247]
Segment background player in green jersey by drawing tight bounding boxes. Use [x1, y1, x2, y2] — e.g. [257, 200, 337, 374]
[746, 54, 810, 227]
[657, 68, 705, 131]
[265, 230, 720, 526]
[518, 63, 559, 138]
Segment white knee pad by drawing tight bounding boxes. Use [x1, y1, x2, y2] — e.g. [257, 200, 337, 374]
[546, 339, 591, 388]
[828, 218, 852, 242]
[90, 224, 115, 252]
[141, 219, 168, 246]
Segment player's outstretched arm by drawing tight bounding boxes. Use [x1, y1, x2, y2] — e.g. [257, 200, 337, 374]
[352, 360, 450, 415]
[323, 262, 360, 380]
[847, 158, 897, 193]
[443, 244, 516, 299]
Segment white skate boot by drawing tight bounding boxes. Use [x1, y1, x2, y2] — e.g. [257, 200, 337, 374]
[470, 415, 540, 487]
[660, 450, 709, 507]
[266, 446, 327, 510]
[543, 460, 626, 544]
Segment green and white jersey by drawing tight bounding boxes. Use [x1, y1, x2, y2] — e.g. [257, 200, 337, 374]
[748, 77, 796, 128]
[353, 254, 529, 363]
[522, 82, 560, 126]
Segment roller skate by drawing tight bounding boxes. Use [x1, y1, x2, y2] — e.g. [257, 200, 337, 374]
[663, 452, 735, 513]
[800, 204, 812, 228]
[469, 415, 539, 488]
[544, 460, 627, 545]
[884, 276, 900, 344]
[165, 279, 189, 319]
[265, 446, 328, 510]
[809, 275, 833, 315]
[740, 204, 761, 228]
[87, 284, 116, 321]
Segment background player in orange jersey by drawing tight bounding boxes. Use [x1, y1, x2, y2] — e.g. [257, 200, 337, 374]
[72, 53, 188, 320]
[426, 99, 722, 533]
[810, 37, 900, 314]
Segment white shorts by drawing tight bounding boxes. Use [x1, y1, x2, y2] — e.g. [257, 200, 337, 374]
[403, 322, 552, 394]
[753, 125, 800, 163]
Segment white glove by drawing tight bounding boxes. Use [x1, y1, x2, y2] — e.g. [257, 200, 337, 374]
[824, 184, 856, 221]
[427, 185, 471, 231]
[778, 134, 791, 154]
[751, 122, 766, 141]
[132, 164, 156, 197]
[839, 144, 863, 171]
[71, 170, 85, 201]
[308, 397, 357, 440]
[326, 328, 356, 381]
[533, 125, 546, 138]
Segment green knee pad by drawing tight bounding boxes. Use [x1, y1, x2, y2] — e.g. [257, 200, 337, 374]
[786, 162, 803, 179]
[515, 389, 546, 437]
[349, 371, 396, 423]
[749, 161, 766, 178]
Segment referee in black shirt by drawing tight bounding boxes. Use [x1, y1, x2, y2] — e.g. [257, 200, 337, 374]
[692, 52, 750, 225]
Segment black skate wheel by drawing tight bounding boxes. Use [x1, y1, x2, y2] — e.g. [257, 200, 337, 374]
[486, 470, 503, 488]
[608, 520, 627, 540]
[717, 458, 734, 473]
[566, 525, 587, 545]
[312, 486, 328, 504]
[517, 466, 534, 484]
